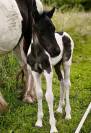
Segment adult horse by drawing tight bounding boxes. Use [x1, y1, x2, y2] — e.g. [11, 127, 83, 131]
[0, 0, 43, 112]
[0, 0, 60, 112]
[0, 0, 33, 112]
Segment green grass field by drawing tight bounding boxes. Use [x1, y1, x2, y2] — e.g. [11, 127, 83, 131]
[0, 10, 91, 133]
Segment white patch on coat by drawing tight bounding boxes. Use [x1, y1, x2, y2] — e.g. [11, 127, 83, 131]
[50, 33, 64, 65]
[0, 0, 22, 54]
[27, 34, 39, 56]
[63, 32, 74, 65]
[27, 45, 31, 56]
[27, 39, 33, 56]
[35, 0, 43, 14]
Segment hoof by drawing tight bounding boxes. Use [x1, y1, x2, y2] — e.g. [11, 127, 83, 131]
[56, 107, 62, 113]
[50, 127, 58, 133]
[23, 96, 35, 103]
[65, 114, 71, 120]
[35, 120, 42, 127]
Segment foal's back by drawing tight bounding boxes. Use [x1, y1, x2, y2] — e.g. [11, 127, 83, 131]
[49, 32, 74, 66]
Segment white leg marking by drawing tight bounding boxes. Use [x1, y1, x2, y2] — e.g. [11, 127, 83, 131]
[32, 71, 43, 127]
[57, 78, 65, 113]
[63, 61, 71, 120]
[44, 70, 58, 133]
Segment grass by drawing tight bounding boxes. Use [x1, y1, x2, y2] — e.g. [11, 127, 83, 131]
[0, 10, 91, 133]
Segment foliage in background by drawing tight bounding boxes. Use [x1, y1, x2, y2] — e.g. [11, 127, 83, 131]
[42, 0, 91, 11]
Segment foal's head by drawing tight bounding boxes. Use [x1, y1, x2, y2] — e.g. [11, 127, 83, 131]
[27, 28, 51, 73]
[32, 7, 60, 57]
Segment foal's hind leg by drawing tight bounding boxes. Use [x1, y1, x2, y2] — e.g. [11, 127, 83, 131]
[57, 78, 65, 113]
[63, 60, 71, 119]
[54, 63, 65, 113]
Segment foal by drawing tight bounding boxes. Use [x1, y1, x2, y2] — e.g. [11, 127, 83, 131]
[27, 29, 74, 132]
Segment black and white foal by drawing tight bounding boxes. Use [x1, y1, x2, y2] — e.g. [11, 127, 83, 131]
[27, 28, 74, 132]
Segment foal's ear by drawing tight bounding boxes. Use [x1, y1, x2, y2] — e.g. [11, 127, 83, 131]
[46, 7, 55, 18]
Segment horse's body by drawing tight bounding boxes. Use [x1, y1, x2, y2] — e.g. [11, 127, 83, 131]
[0, 0, 34, 111]
[0, 0, 22, 54]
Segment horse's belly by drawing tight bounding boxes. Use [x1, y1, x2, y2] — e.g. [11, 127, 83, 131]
[0, 0, 22, 54]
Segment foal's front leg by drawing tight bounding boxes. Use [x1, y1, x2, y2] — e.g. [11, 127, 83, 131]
[44, 70, 58, 133]
[32, 71, 43, 127]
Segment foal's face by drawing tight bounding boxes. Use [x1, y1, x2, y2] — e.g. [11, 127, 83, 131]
[33, 7, 60, 57]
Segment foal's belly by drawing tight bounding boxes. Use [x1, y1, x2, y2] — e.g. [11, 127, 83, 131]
[0, 0, 22, 54]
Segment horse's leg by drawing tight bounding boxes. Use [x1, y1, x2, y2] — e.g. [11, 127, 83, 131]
[57, 77, 65, 113]
[63, 60, 71, 120]
[0, 92, 8, 112]
[13, 39, 35, 103]
[54, 63, 65, 114]
[44, 70, 58, 133]
[23, 65, 35, 103]
[32, 71, 43, 127]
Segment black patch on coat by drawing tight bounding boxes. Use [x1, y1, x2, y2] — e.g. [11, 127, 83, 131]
[62, 35, 71, 61]
[54, 61, 63, 81]
[27, 43, 51, 74]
